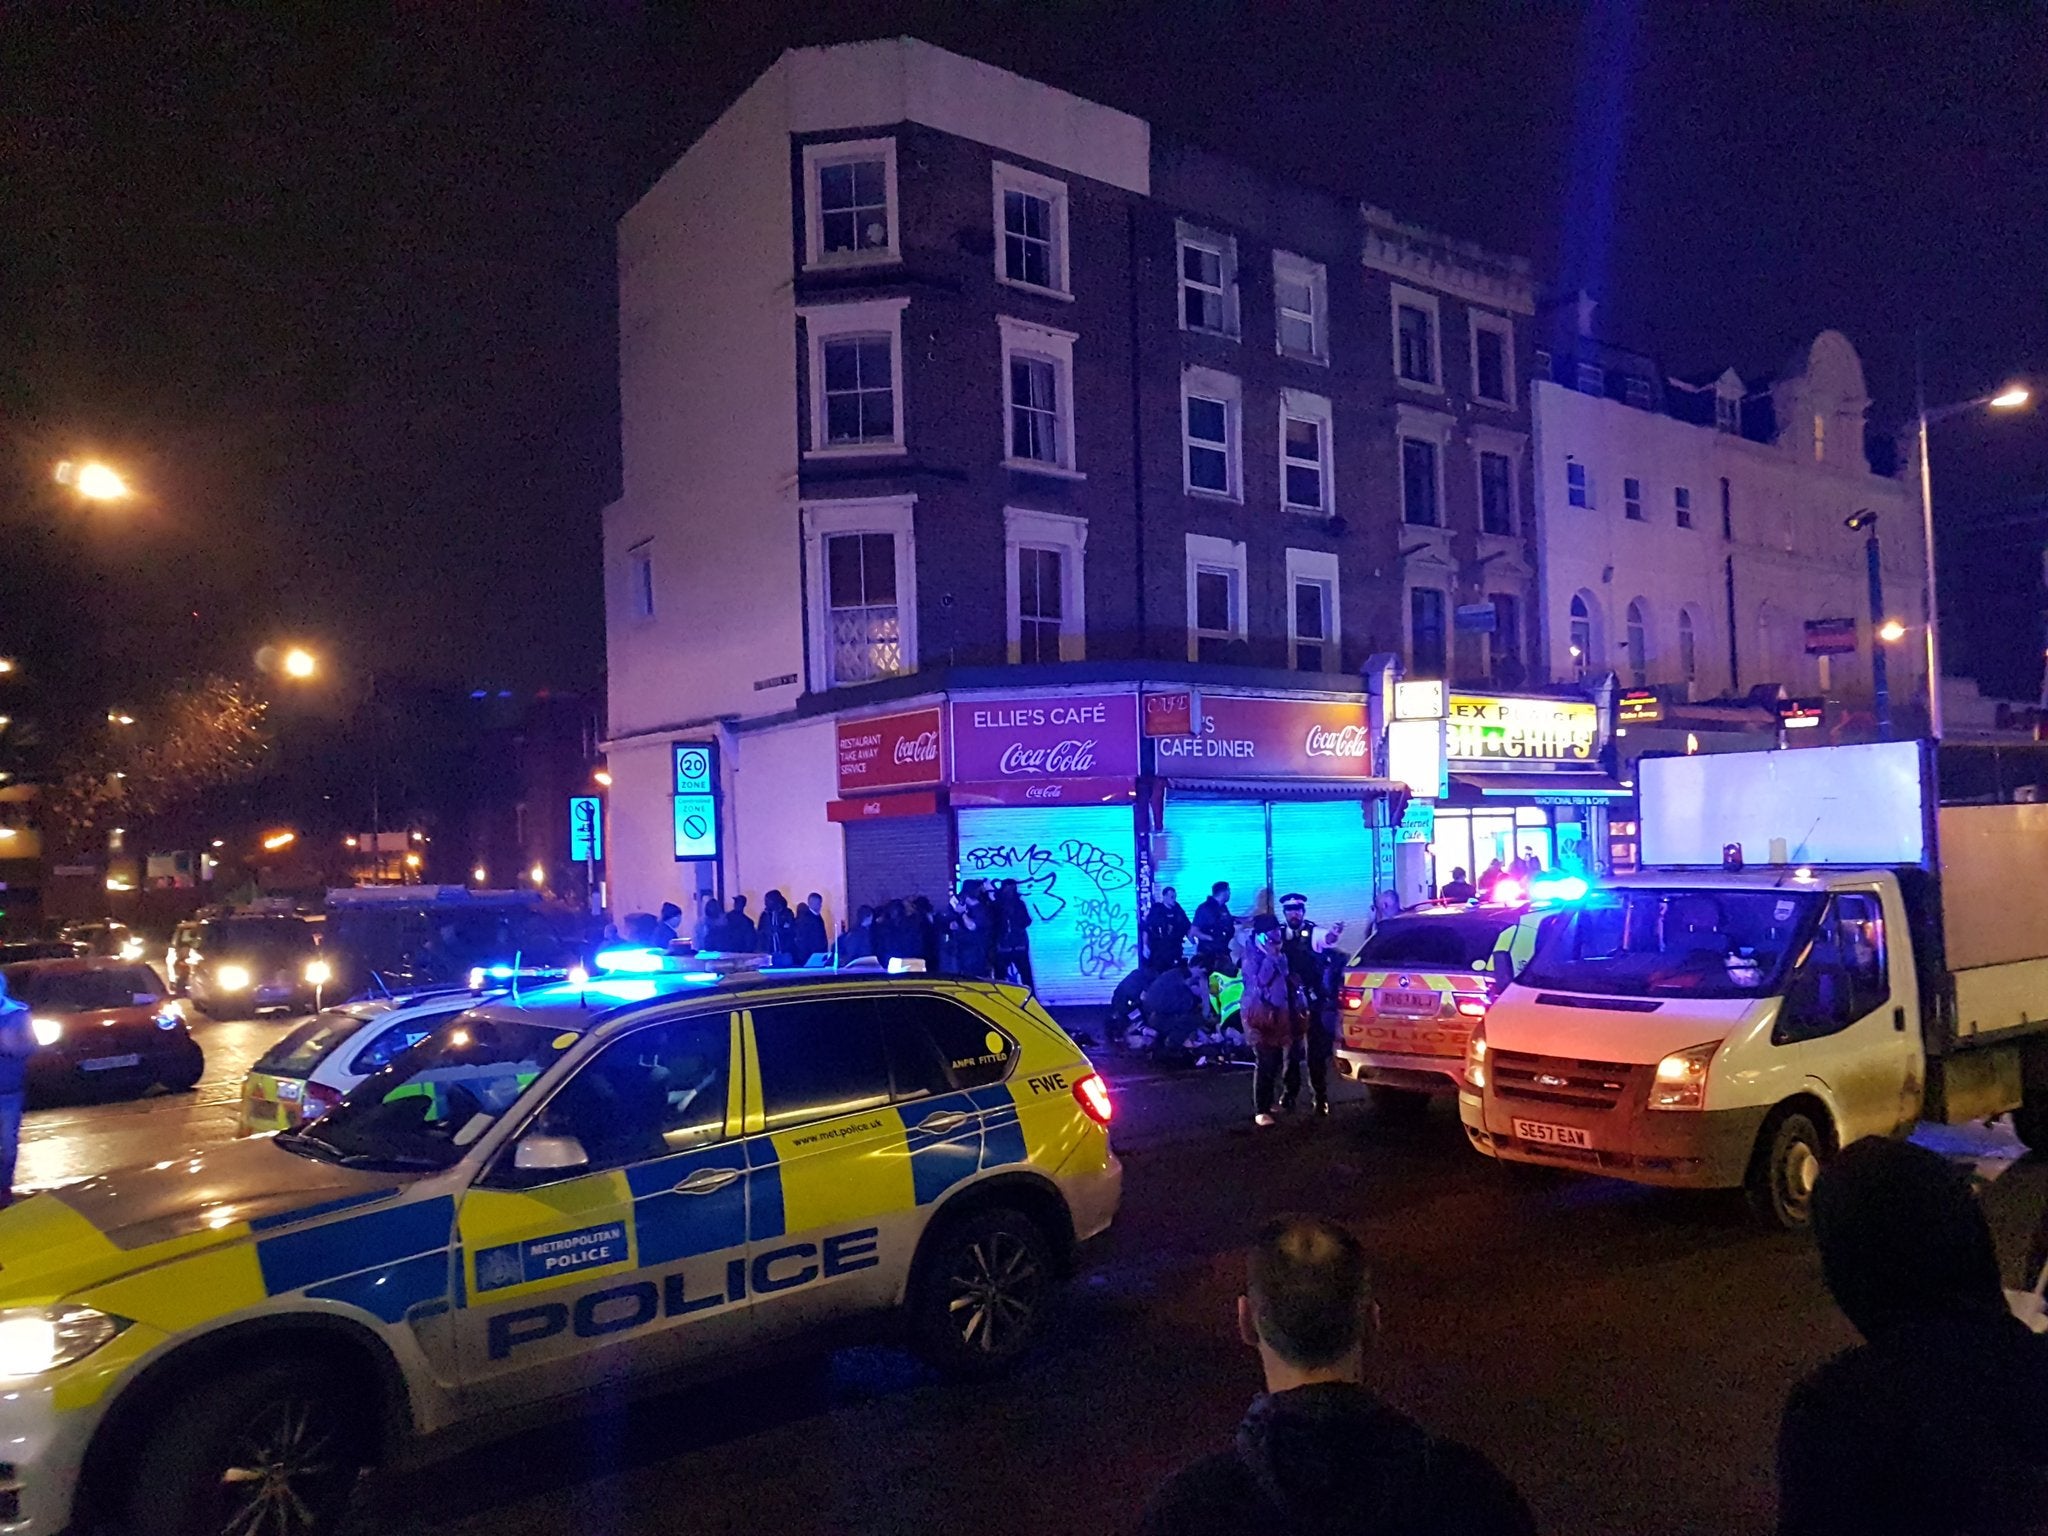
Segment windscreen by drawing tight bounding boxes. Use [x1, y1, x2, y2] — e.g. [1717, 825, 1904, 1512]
[1519, 888, 1819, 1000]
[6, 965, 166, 1011]
[1355, 919, 1511, 970]
[280, 1016, 568, 1172]
[202, 918, 317, 959]
[256, 1008, 383, 1076]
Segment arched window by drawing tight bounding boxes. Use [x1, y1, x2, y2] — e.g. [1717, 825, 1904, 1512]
[1569, 594, 1594, 682]
[1677, 608, 1698, 691]
[1625, 599, 1649, 687]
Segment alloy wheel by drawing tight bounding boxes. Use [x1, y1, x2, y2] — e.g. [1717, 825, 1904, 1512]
[946, 1230, 1045, 1354]
[216, 1396, 341, 1536]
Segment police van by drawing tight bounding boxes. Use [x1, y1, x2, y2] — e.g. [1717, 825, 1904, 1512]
[0, 966, 1121, 1535]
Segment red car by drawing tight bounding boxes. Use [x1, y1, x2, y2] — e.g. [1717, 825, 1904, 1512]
[4, 958, 205, 1105]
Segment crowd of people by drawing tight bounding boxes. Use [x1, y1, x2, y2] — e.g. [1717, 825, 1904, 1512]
[1142, 1147, 2048, 1533]
[611, 881, 1040, 984]
[1129, 880, 1348, 1127]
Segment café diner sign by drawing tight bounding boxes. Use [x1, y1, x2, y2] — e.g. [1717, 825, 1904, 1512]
[1447, 693, 1598, 767]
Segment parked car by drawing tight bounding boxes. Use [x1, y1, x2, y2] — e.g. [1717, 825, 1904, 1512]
[4, 958, 204, 1104]
[239, 988, 478, 1134]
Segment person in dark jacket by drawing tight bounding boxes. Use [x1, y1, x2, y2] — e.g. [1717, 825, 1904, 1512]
[721, 895, 758, 951]
[0, 973, 34, 1206]
[1137, 1214, 1534, 1536]
[691, 896, 725, 950]
[756, 890, 798, 966]
[1241, 917, 1295, 1128]
[993, 880, 1034, 988]
[656, 902, 683, 945]
[1192, 882, 1236, 973]
[1438, 866, 1475, 903]
[835, 906, 876, 965]
[943, 888, 994, 978]
[1142, 962, 1210, 1056]
[1776, 1135, 2048, 1536]
[793, 894, 829, 965]
[1145, 887, 1193, 968]
[908, 895, 942, 971]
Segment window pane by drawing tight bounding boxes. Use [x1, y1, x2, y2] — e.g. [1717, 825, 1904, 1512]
[1285, 464, 1323, 508]
[1032, 549, 1062, 620]
[541, 1016, 731, 1169]
[1280, 313, 1316, 354]
[825, 395, 863, 444]
[1294, 580, 1327, 640]
[827, 533, 866, 606]
[859, 390, 894, 440]
[1012, 357, 1053, 410]
[850, 159, 886, 207]
[1476, 328, 1506, 400]
[1183, 244, 1219, 285]
[1411, 588, 1447, 675]
[1278, 275, 1313, 314]
[823, 339, 859, 392]
[1196, 568, 1231, 632]
[860, 533, 896, 605]
[1295, 643, 1324, 672]
[820, 210, 858, 254]
[1284, 416, 1320, 461]
[1399, 306, 1434, 383]
[1481, 453, 1513, 534]
[818, 162, 853, 209]
[1187, 396, 1226, 444]
[1402, 439, 1438, 525]
[1189, 444, 1228, 493]
[886, 998, 1018, 1096]
[752, 999, 891, 1130]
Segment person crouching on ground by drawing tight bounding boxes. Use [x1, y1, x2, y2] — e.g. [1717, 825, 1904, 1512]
[1135, 1214, 1535, 1535]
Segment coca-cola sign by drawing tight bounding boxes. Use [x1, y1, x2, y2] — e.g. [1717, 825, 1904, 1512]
[951, 693, 1140, 788]
[837, 706, 946, 794]
[1151, 693, 1377, 779]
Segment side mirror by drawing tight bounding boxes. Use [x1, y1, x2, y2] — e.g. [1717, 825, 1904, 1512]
[1489, 949, 1518, 996]
[513, 1132, 590, 1174]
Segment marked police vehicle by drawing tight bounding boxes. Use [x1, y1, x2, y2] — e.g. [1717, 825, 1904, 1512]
[238, 987, 487, 1134]
[0, 960, 1121, 1535]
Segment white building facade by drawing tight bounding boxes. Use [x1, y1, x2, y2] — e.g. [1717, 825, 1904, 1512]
[1530, 327, 1924, 724]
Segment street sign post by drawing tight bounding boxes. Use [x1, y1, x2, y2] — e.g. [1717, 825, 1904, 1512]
[672, 741, 721, 864]
[568, 796, 603, 862]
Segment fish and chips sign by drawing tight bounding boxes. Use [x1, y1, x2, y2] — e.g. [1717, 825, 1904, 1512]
[1446, 693, 1598, 768]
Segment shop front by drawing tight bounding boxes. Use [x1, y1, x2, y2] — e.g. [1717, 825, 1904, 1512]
[1146, 690, 1394, 949]
[829, 704, 951, 910]
[947, 690, 1142, 1006]
[1426, 691, 1626, 890]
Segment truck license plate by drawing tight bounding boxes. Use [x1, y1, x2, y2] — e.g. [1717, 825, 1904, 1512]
[1513, 1118, 1591, 1149]
[82, 1053, 142, 1072]
[1374, 988, 1441, 1017]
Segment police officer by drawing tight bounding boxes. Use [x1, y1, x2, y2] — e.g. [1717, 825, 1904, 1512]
[1277, 893, 1332, 1116]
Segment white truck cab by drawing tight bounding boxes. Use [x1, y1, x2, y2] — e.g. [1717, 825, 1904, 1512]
[1460, 740, 2048, 1226]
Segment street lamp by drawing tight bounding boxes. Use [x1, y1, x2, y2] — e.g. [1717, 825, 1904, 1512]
[1916, 381, 2032, 737]
[282, 647, 318, 680]
[1877, 619, 1908, 645]
[53, 460, 132, 502]
[1845, 509, 1894, 739]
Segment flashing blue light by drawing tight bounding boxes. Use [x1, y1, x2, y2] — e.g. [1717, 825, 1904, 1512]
[678, 970, 721, 983]
[593, 946, 669, 973]
[1530, 874, 1591, 903]
[576, 977, 659, 1003]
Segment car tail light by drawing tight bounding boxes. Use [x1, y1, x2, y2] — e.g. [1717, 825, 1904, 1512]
[1339, 984, 1367, 1012]
[1072, 1072, 1114, 1127]
[1454, 994, 1489, 1018]
[301, 1082, 343, 1123]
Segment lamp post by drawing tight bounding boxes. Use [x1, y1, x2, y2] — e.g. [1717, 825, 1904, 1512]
[1914, 381, 2031, 738]
[1845, 510, 1892, 740]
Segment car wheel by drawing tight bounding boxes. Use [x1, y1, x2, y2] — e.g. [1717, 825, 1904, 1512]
[1366, 1085, 1432, 1119]
[158, 1041, 205, 1094]
[126, 1361, 366, 1536]
[1745, 1109, 1827, 1230]
[909, 1207, 1055, 1379]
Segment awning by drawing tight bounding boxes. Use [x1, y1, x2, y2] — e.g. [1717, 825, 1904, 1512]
[1168, 777, 1404, 801]
[1448, 772, 1632, 803]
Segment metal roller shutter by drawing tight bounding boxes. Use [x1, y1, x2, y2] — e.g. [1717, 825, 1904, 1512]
[842, 817, 953, 915]
[954, 805, 1137, 1005]
[1152, 800, 1270, 919]
[1268, 800, 1378, 954]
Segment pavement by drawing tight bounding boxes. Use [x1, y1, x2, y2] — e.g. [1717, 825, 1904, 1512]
[17, 1019, 2047, 1535]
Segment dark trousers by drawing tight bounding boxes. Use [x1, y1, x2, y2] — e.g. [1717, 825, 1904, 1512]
[0, 1091, 20, 1205]
[1253, 1046, 1290, 1113]
[1286, 1022, 1332, 1107]
[997, 949, 1034, 989]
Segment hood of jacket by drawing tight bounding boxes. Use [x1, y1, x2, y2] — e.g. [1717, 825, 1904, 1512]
[1234, 1383, 1440, 1535]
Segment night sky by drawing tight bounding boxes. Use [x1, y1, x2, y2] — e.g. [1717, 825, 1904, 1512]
[6, 3, 2045, 702]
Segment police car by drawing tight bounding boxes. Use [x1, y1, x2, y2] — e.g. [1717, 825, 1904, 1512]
[238, 988, 481, 1134]
[0, 963, 1121, 1535]
[1332, 881, 1581, 1110]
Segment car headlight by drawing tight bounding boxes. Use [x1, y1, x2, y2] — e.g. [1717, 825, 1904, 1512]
[0, 1306, 128, 1379]
[304, 959, 332, 987]
[1463, 1022, 1488, 1090]
[1649, 1041, 1722, 1111]
[30, 1016, 62, 1047]
[216, 964, 252, 992]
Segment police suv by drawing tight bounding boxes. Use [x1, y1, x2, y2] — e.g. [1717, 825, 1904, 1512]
[0, 963, 1122, 1535]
